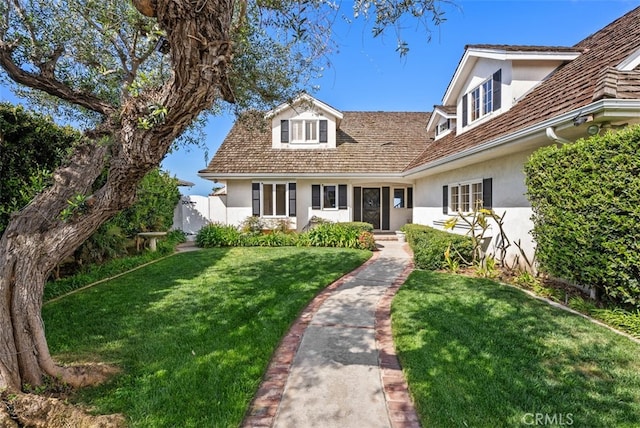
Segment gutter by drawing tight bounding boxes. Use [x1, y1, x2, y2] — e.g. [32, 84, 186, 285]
[545, 127, 571, 144]
[403, 99, 640, 177]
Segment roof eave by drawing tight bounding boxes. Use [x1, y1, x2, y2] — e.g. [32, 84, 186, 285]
[404, 99, 640, 177]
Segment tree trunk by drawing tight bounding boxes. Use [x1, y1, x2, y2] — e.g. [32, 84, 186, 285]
[0, 0, 235, 391]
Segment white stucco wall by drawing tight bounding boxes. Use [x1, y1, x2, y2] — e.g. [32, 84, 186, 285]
[412, 150, 537, 268]
[225, 180, 253, 227]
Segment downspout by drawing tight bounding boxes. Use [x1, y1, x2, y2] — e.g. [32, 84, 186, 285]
[545, 127, 571, 144]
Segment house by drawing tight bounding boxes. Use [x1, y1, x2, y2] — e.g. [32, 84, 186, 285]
[198, 7, 640, 265]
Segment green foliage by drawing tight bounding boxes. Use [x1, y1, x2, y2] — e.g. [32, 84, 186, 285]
[401, 224, 473, 270]
[525, 125, 640, 308]
[45, 231, 185, 302]
[112, 169, 180, 236]
[196, 223, 243, 247]
[301, 221, 375, 250]
[0, 103, 80, 234]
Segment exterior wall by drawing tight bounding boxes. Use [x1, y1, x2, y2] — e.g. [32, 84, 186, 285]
[412, 150, 537, 267]
[197, 179, 414, 233]
[511, 60, 563, 102]
[225, 180, 253, 227]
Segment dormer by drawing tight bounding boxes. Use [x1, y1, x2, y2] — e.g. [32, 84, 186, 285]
[268, 94, 343, 149]
[443, 45, 582, 135]
[426, 105, 456, 140]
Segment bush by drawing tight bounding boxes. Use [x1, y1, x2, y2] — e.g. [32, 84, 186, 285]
[525, 125, 640, 308]
[401, 224, 473, 270]
[196, 223, 242, 247]
[300, 222, 374, 250]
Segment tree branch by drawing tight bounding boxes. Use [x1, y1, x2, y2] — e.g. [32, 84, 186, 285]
[0, 46, 116, 116]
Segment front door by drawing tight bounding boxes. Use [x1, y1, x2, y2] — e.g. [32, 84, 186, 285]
[362, 188, 381, 229]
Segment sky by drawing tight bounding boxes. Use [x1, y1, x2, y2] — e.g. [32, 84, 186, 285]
[2, 1, 639, 196]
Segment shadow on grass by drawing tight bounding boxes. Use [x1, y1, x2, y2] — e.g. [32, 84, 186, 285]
[43, 247, 370, 427]
[392, 271, 640, 428]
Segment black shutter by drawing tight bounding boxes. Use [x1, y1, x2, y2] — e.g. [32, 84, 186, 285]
[407, 187, 413, 209]
[382, 187, 390, 230]
[493, 70, 501, 111]
[462, 94, 468, 127]
[483, 178, 493, 209]
[353, 187, 362, 221]
[289, 183, 296, 217]
[281, 120, 289, 142]
[312, 185, 321, 209]
[442, 185, 448, 215]
[319, 120, 328, 143]
[252, 183, 260, 216]
[338, 184, 347, 209]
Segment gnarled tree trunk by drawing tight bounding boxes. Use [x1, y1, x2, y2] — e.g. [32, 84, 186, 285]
[0, 0, 236, 392]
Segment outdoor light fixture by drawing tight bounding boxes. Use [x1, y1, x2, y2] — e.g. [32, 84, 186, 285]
[155, 36, 170, 54]
[587, 124, 601, 135]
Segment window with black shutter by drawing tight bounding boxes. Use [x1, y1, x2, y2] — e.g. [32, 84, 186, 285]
[407, 187, 413, 209]
[311, 185, 321, 209]
[482, 178, 493, 209]
[492, 70, 501, 111]
[289, 183, 297, 216]
[442, 185, 448, 215]
[319, 120, 328, 143]
[280, 120, 289, 142]
[338, 184, 347, 209]
[252, 183, 260, 216]
[353, 187, 362, 221]
[462, 94, 468, 127]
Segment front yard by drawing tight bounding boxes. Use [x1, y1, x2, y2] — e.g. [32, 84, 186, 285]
[392, 270, 640, 427]
[43, 247, 371, 427]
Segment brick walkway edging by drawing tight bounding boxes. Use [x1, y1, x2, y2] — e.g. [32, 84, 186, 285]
[375, 245, 421, 428]
[242, 246, 421, 427]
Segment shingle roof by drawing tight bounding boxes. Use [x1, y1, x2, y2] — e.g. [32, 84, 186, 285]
[201, 111, 431, 175]
[465, 44, 582, 53]
[405, 6, 640, 171]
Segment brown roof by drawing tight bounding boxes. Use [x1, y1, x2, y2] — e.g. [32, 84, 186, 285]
[202, 111, 431, 175]
[433, 105, 456, 115]
[405, 7, 640, 171]
[465, 44, 582, 53]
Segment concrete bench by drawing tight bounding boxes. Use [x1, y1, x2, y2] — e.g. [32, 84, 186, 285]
[137, 232, 167, 251]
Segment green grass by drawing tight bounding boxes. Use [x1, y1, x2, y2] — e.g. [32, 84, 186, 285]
[392, 271, 640, 428]
[43, 247, 371, 427]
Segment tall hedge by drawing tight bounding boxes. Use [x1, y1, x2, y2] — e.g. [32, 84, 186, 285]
[525, 125, 640, 307]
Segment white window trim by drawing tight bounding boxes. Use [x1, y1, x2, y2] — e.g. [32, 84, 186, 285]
[449, 180, 483, 214]
[261, 182, 289, 217]
[322, 184, 339, 210]
[465, 76, 495, 126]
[290, 119, 319, 144]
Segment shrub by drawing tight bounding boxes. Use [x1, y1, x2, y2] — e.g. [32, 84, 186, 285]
[300, 222, 373, 250]
[196, 223, 242, 247]
[244, 231, 298, 247]
[401, 224, 473, 270]
[525, 125, 640, 308]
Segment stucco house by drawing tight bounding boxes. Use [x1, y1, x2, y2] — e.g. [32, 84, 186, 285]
[198, 7, 640, 264]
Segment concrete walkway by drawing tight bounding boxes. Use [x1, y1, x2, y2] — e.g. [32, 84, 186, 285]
[242, 240, 420, 428]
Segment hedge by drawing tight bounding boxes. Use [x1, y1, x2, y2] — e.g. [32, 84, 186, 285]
[401, 224, 473, 270]
[525, 125, 640, 308]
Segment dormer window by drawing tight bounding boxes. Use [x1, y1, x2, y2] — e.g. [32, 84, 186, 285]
[281, 119, 328, 144]
[462, 70, 502, 127]
[436, 120, 451, 136]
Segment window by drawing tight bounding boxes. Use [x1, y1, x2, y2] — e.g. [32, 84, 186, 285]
[312, 184, 348, 210]
[394, 189, 405, 208]
[281, 119, 328, 144]
[462, 69, 501, 127]
[436, 120, 450, 136]
[446, 178, 493, 213]
[323, 185, 337, 209]
[253, 182, 296, 217]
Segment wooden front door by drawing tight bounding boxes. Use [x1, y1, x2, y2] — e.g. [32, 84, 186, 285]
[362, 188, 381, 229]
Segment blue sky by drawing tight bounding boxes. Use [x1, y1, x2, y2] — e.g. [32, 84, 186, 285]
[2, 1, 639, 195]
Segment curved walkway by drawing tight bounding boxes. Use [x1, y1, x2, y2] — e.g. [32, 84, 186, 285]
[242, 240, 420, 428]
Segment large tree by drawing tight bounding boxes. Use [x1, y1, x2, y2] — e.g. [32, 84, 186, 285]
[0, 0, 445, 418]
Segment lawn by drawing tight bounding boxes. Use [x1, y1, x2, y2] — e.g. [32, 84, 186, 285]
[392, 271, 640, 427]
[43, 246, 371, 427]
